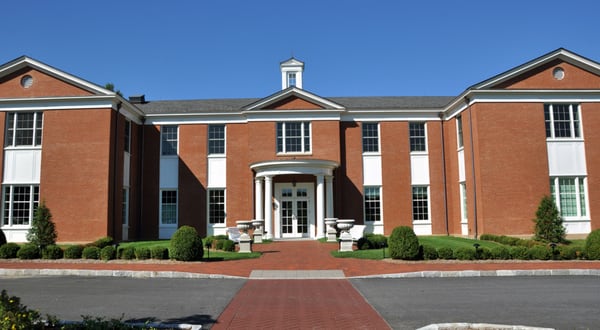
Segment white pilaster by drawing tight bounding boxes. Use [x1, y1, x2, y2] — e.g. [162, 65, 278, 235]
[316, 174, 325, 239]
[264, 176, 273, 239]
[325, 175, 334, 218]
[255, 177, 263, 221]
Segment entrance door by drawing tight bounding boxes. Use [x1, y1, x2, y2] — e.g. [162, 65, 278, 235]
[276, 183, 314, 238]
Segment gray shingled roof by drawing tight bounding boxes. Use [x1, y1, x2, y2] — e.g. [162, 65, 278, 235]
[137, 96, 455, 115]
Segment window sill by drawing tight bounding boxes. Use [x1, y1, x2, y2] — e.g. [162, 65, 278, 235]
[276, 152, 312, 156]
[412, 220, 432, 224]
[546, 138, 585, 142]
[207, 154, 226, 158]
[362, 152, 381, 156]
[410, 151, 428, 156]
[4, 146, 42, 151]
[209, 223, 226, 227]
[159, 224, 178, 227]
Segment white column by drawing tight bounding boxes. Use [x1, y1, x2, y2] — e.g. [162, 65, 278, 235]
[264, 176, 273, 239]
[325, 175, 334, 218]
[255, 177, 263, 221]
[316, 174, 325, 239]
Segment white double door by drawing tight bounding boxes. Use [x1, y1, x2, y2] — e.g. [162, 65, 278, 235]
[274, 183, 315, 238]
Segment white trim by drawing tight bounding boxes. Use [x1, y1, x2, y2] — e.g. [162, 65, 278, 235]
[274, 182, 315, 239]
[251, 159, 338, 177]
[243, 87, 345, 111]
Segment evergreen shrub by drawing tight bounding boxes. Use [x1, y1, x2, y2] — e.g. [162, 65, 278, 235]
[135, 247, 151, 260]
[528, 245, 551, 260]
[0, 243, 20, 259]
[82, 246, 101, 259]
[422, 245, 438, 260]
[454, 247, 476, 260]
[42, 245, 63, 260]
[510, 246, 529, 260]
[100, 246, 116, 261]
[388, 226, 420, 260]
[490, 246, 510, 260]
[91, 236, 114, 249]
[221, 239, 235, 252]
[16, 244, 39, 260]
[151, 246, 169, 259]
[476, 247, 492, 260]
[533, 195, 566, 243]
[170, 226, 204, 261]
[119, 247, 136, 260]
[558, 245, 582, 260]
[584, 229, 600, 260]
[26, 201, 57, 250]
[437, 246, 454, 259]
[64, 245, 83, 259]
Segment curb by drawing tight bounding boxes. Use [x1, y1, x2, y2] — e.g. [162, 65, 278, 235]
[417, 323, 553, 330]
[350, 268, 600, 278]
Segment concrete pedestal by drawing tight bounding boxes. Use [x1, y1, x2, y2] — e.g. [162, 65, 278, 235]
[253, 233, 263, 244]
[339, 232, 353, 252]
[239, 237, 252, 253]
[324, 218, 338, 243]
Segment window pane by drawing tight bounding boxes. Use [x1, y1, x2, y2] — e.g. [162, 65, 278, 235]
[364, 187, 381, 222]
[161, 190, 177, 224]
[579, 179, 586, 217]
[12, 186, 31, 225]
[303, 122, 310, 152]
[208, 189, 225, 224]
[285, 122, 302, 152]
[3, 187, 10, 226]
[409, 122, 426, 152]
[412, 186, 429, 221]
[362, 123, 379, 153]
[456, 116, 463, 148]
[276, 123, 284, 152]
[208, 125, 225, 154]
[572, 105, 581, 138]
[553, 104, 572, 138]
[558, 178, 577, 216]
[544, 105, 552, 138]
[5, 113, 14, 147]
[122, 188, 129, 225]
[161, 126, 178, 156]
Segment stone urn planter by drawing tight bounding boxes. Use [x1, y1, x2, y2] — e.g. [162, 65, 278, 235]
[236, 220, 254, 253]
[251, 219, 265, 243]
[336, 219, 355, 252]
[324, 218, 338, 242]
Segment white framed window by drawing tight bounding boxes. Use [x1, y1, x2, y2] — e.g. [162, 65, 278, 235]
[550, 177, 588, 218]
[412, 186, 429, 221]
[362, 122, 379, 153]
[364, 186, 382, 222]
[124, 120, 131, 153]
[544, 104, 582, 139]
[2, 185, 39, 227]
[409, 122, 427, 152]
[208, 189, 226, 224]
[276, 122, 311, 154]
[288, 72, 297, 87]
[456, 115, 464, 149]
[160, 190, 177, 225]
[460, 182, 467, 222]
[5, 112, 43, 148]
[122, 188, 129, 225]
[208, 125, 225, 155]
[161, 125, 178, 156]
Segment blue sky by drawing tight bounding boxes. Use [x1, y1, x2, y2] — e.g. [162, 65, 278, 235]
[2, 0, 599, 101]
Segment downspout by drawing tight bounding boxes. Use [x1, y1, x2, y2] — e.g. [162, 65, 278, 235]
[439, 112, 449, 236]
[112, 102, 122, 241]
[466, 98, 479, 239]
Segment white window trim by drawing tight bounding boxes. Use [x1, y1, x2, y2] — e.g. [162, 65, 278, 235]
[459, 182, 467, 224]
[4, 112, 43, 150]
[409, 122, 428, 155]
[364, 186, 383, 223]
[159, 189, 178, 227]
[122, 188, 129, 226]
[411, 185, 431, 224]
[208, 124, 226, 156]
[362, 122, 381, 155]
[456, 115, 464, 151]
[160, 125, 179, 157]
[207, 188, 227, 227]
[1, 185, 39, 228]
[276, 121, 312, 155]
[545, 104, 584, 141]
[550, 176, 589, 221]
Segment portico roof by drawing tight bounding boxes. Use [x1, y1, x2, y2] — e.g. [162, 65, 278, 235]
[250, 159, 339, 177]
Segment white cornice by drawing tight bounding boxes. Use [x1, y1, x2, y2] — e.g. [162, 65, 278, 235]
[243, 87, 345, 111]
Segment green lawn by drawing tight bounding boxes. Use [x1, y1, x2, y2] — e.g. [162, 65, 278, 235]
[118, 239, 261, 261]
[418, 236, 502, 250]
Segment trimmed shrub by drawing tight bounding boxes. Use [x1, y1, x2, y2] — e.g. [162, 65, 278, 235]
[454, 247, 476, 260]
[151, 246, 169, 260]
[437, 246, 454, 259]
[170, 226, 204, 261]
[388, 226, 420, 260]
[584, 229, 600, 260]
[510, 246, 529, 260]
[221, 239, 235, 252]
[119, 246, 136, 260]
[528, 245, 551, 260]
[91, 236, 114, 249]
[16, 244, 39, 260]
[422, 245, 438, 260]
[358, 234, 388, 250]
[533, 195, 566, 243]
[0, 243, 20, 259]
[490, 246, 510, 260]
[64, 245, 83, 259]
[476, 247, 492, 260]
[26, 200, 57, 250]
[42, 245, 63, 260]
[100, 246, 116, 261]
[558, 245, 582, 260]
[135, 247, 151, 260]
[82, 246, 101, 260]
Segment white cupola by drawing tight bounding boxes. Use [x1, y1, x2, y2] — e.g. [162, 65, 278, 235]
[280, 58, 304, 89]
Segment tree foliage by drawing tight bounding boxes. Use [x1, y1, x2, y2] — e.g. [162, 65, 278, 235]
[533, 195, 566, 243]
[26, 201, 57, 249]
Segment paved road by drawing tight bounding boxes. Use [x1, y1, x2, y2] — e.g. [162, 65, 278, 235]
[1, 276, 599, 329]
[351, 276, 600, 330]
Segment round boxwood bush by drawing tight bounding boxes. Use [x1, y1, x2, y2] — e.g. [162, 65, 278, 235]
[64, 245, 83, 259]
[490, 246, 510, 260]
[119, 246, 136, 260]
[422, 245, 438, 260]
[437, 246, 454, 259]
[476, 247, 492, 260]
[135, 247, 151, 260]
[528, 245, 551, 260]
[558, 245, 581, 260]
[100, 246, 116, 261]
[358, 234, 388, 250]
[388, 226, 420, 260]
[0, 243, 20, 259]
[510, 246, 529, 260]
[151, 246, 169, 260]
[82, 246, 101, 260]
[454, 247, 476, 260]
[221, 239, 235, 252]
[584, 229, 600, 260]
[16, 244, 40, 260]
[91, 236, 114, 249]
[170, 226, 204, 261]
[42, 245, 63, 260]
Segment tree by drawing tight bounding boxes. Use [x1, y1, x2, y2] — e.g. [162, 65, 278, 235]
[26, 201, 57, 249]
[104, 82, 123, 97]
[533, 195, 566, 243]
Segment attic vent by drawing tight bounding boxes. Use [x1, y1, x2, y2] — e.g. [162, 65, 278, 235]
[129, 95, 146, 104]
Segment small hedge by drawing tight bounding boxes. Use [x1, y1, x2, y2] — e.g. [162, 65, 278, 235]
[437, 246, 454, 259]
[151, 246, 169, 260]
[221, 239, 235, 252]
[170, 226, 204, 261]
[0, 243, 20, 259]
[490, 246, 510, 260]
[16, 244, 39, 260]
[119, 246, 136, 260]
[454, 247, 476, 260]
[100, 246, 116, 261]
[135, 247, 151, 260]
[422, 245, 438, 260]
[42, 245, 63, 259]
[584, 229, 600, 260]
[357, 234, 388, 250]
[82, 246, 101, 260]
[64, 245, 83, 259]
[90, 236, 114, 249]
[388, 226, 420, 260]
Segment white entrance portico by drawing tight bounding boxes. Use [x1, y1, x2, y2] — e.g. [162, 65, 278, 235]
[251, 159, 338, 240]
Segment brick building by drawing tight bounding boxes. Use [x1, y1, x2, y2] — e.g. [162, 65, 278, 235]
[0, 48, 598, 243]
